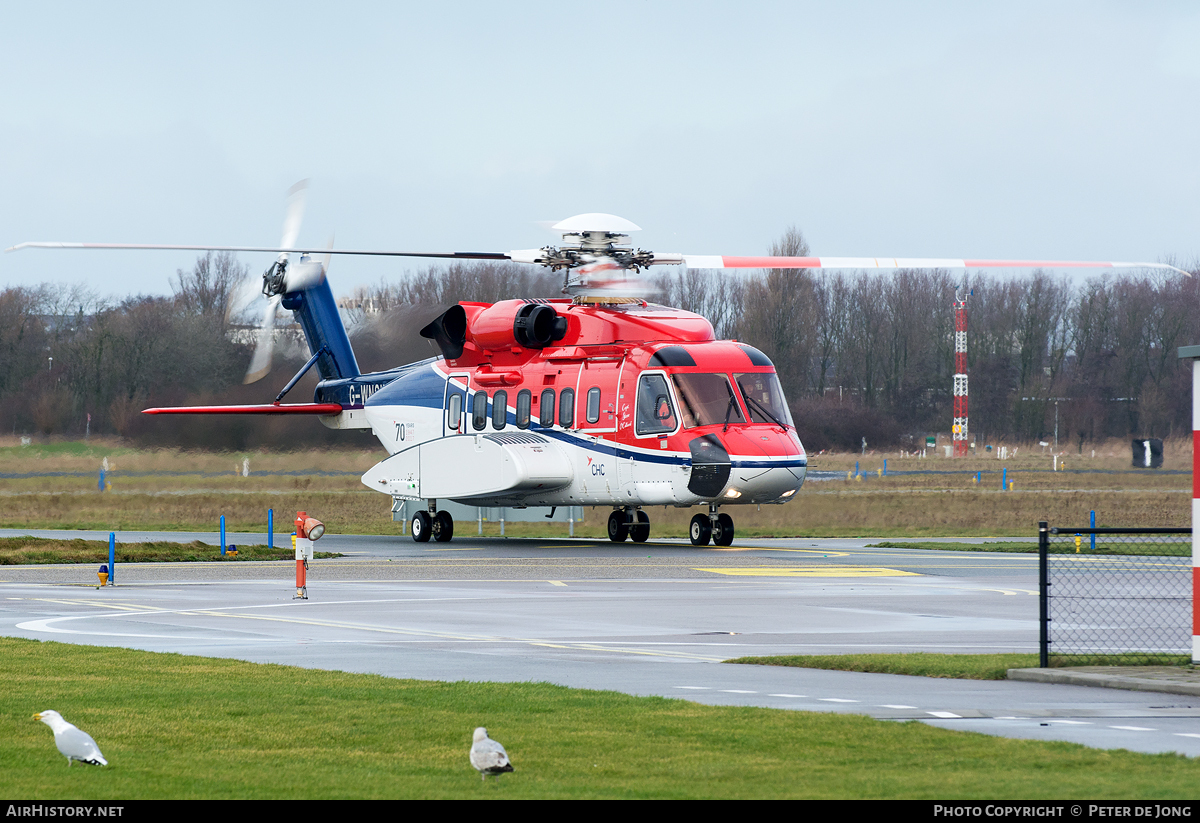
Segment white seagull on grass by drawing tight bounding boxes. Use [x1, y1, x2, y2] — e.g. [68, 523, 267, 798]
[34, 710, 107, 766]
[470, 727, 513, 781]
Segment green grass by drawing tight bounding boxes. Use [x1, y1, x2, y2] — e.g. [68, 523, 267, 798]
[867, 540, 1190, 556]
[2, 639, 1199, 799]
[727, 653, 1041, 680]
[727, 653, 1197, 679]
[0, 537, 341, 565]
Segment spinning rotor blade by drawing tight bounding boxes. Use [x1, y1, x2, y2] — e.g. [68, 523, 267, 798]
[673, 255, 1191, 276]
[244, 181, 310, 384]
[6, 242, 512, 260]
[244, 294, 281, 384]
[278, 180, 307, 260]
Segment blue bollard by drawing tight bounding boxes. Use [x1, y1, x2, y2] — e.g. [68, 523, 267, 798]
[220, 515, 226, 557]
[855, 460, 859, 478]
[1002, 467, 1007, 490]
[1090, 510, 1096, 551]
[98, 468, 105, 492]
[268, 509, 274, 548]
[883, 458, 887, 476]
[108, 532, 115, 585]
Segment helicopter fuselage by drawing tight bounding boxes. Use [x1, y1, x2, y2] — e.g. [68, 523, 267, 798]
[331, 299, 807, 517]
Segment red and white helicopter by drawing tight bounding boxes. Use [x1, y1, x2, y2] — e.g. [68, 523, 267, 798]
[10, 188, 1185, 546]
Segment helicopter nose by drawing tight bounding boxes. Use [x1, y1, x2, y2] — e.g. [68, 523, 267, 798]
[718, 429, 806, 502]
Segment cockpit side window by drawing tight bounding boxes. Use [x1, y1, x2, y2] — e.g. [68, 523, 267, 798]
[636, 373, 677, 435]
[734, 372, 794, 428]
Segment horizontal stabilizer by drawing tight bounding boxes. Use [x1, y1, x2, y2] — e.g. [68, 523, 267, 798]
[142, 403, 344, 415]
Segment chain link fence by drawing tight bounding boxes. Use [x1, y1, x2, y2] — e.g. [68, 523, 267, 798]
[1038, 522, 1191, 666]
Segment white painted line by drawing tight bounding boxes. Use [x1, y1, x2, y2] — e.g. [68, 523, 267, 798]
[927, 711, 961, 718]
[675, 686, 711, 690]
[1175, 734, 1200, 739]
[1048, 720, 1092, 725]
[819, 698, 859, 703]
[719, 689, 757, 694]
[1109, 726, 1156, 731]
[880, 705, 917, 709]
[769, 694, 807, 698]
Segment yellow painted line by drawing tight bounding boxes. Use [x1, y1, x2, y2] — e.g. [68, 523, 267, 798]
[693, 566, 919, 578]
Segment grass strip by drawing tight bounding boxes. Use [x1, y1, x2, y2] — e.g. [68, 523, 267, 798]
[726, 653, 1040, 680]
[3, 638, 1199, 799]
[727, 653, 1197, 679]
[0, 536, 341, 565]
[866, 541, 1190, 557]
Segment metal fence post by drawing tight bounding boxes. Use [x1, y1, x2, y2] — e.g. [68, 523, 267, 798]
[1039, 520, 1049, 668]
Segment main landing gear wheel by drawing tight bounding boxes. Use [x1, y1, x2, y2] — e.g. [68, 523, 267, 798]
[411, 510, 432, 543]
[712, 512, 735, 547]
[607, 509, 629, 542]
[689, 514, 712, 546]
[630, 510, 650, 543]
[433, 510, 454, 542]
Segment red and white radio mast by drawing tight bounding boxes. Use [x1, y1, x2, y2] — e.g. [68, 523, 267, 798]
[952, 281, 969, 457]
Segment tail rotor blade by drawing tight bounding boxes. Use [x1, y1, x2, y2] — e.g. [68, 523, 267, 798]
[278, 180, 308, 262]
[244, 294, 281, 384]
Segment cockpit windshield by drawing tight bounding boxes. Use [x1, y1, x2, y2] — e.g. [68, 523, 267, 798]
[734, 372, 794, 428]
[671, 373, 746, 428]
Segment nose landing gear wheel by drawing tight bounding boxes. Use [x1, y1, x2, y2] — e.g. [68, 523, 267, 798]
[411, 511, 432, 543]
[630, 510, 651, 543]
[433, 510, 454, 542]
[607, 510, 629, 542]
[689, 513, 712, 546]
[712, 513, 735, 546]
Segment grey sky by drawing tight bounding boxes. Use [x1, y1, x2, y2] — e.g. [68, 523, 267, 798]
[2, 1, 1197, 298]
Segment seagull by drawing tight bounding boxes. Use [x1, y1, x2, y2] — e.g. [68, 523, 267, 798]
[33, 710, 107, 767]
[470, 727, 513, 781]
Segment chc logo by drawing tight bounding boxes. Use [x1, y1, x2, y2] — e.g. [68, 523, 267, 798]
[587, 456, 605, 476]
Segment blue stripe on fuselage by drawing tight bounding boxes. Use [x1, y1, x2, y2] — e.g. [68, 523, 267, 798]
[365, 364, 808, 469]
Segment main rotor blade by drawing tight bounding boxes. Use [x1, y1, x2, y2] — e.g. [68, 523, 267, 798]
[6, 242, 512, 260]
[674, 255, 1191, 276]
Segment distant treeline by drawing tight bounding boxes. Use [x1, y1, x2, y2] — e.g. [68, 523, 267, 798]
[3, 239, 1196, 452]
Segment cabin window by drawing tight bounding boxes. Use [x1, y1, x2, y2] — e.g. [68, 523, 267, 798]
[492, 390, 507, 430]
[636, 373, 677, 435]
[446, 392, 463, 432]
[516, 389, 532, 429]
[472, 390, 488, 431]
[539, 389, 556, 427]
[586, 387, 601, 424]
[559, 388, 574, 428]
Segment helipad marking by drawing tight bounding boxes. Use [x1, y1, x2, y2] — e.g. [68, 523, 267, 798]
[693, 566, 919, 578]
